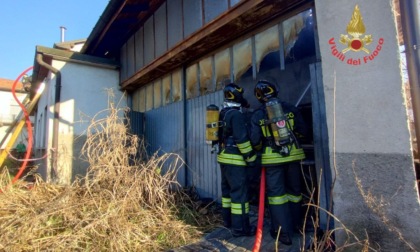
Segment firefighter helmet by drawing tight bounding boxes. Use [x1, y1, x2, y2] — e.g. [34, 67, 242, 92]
[254, 80, 279, 103]
[223, 83, 249, 107]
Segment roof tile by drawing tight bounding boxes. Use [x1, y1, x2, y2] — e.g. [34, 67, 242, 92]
[0, 78, 24, 91]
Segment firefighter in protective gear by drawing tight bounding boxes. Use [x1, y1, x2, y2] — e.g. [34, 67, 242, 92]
[250, 80, 308, 245]
[217, 83, 257, 237]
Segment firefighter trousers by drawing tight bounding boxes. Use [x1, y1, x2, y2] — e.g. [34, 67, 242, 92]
[220, 163, 252, 233]
[266, 161, 302, 236]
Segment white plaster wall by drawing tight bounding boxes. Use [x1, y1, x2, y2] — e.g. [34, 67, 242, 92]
[70, 43, 84, 52]
[0, 90, 28, 149]
[315, 0, 420, 250]
[33, 71, 54, 179]
[51, 60, 125, 136]
[34, 60, 125, 184]
[315, 1, 409, 154]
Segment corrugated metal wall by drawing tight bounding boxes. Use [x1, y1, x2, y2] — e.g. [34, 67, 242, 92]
[128, 111, 144, 136]
[186, 90, 224, 200]
[143, 90, 224, 200]
[144, 101, 186, 186]
[127, 0, 317, 203]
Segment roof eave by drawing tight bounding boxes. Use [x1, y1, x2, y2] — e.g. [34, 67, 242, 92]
[81, 0, 125, 56]
[31, 45, 120, 97]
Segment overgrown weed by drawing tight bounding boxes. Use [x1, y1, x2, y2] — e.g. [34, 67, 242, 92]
[0, 94, 214, 251]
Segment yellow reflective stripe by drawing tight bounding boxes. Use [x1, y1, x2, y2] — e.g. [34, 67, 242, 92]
[287, 194, 302, 203]
[268, 195, 288, 205]
[262, 154, 305, 165]
[262, 154, 305, 164]
[288, 117, 295, 129]
[245, 154, 256, 162]
[262, 125, 271, 137]
[237, 141, 253, 154]
[231, 202, 249, 215]
[222, 197, 231, 208]
[266, 145, 304, 155]
[261, 147, 305, 165]
[217, 156, 246, 166]
[231, 208, 242, 215]
[217, 150, 247, 166]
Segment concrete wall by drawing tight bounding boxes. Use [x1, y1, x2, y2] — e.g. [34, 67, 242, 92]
[315, 0, 420, 250]
[34, 60, 125, 184]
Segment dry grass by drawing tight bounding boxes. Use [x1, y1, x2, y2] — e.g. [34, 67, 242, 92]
[296, 71, 373, 252]
[294, 166, 371, 252]
[0, 101, 208, 251]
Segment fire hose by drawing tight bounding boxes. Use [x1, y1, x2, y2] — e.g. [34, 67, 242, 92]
[0, 66, 34, 192]
[10, 67, 34, 184]
[252, 81, 311, 250]
[252, 166, 266, 252]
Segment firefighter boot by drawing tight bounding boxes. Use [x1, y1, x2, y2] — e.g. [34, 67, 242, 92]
[270, 230, 292, 245]
[222, 207, 231, 228]
[289, 201, 303, 233]
[231, 214, 256, 237]
[269, 204, 292, 245]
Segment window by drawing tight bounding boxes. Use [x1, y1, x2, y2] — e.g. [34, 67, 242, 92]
[186, 63, 199, 99]
[255, 25, 280, 75]
[138, 88, 146, 112]
[199, 56, 214, 95]
[281, 9, 315, 105]
[233, 38, 253, 82]
[154, 79, 162, 108]
[146, 84, 154, 111]
[215, 48, 231, 90]
[172, 69, 183, 102]
[132, 89, 140, 112]
[163, 74, 171, 105]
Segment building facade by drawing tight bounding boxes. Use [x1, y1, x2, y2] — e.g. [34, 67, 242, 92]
[31, 46, 125, 184]
[0, 78, 29, 151]
[31, 0, 420, 250]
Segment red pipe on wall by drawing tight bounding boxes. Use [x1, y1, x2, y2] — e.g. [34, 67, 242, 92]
[11, 66, 34, 184]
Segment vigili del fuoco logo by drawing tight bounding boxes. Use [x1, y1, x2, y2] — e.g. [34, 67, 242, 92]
[329, 5, 384, 65]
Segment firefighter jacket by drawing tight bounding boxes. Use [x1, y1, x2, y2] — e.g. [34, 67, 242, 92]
[250, 100, 308, 165]
[217, 106, 257, 166]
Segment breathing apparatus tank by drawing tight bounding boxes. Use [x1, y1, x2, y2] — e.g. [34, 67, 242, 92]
[265, 98, 292, 154]
[206, 104, 220, 144]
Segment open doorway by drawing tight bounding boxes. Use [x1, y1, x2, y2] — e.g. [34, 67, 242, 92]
[233, 7, 322, 231]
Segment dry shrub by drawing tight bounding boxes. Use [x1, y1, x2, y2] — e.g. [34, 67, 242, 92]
[0, 101, 202, 251]
[173, 186, 223, 233]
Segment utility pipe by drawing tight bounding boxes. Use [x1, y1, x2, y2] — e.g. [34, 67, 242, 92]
[36, 53, 62, 181]
[399, 0, 420, 157]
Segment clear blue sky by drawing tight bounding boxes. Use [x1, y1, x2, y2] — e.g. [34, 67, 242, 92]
[0, 1, 109, 81]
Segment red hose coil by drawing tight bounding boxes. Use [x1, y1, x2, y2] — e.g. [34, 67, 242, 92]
[11, 66, 34, 184]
